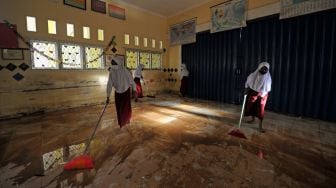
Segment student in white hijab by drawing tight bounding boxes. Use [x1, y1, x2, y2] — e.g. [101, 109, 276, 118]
[180, 63, 189, 97]
[244, 62, 272, 133]
[133, 64, 145, 101]
[106, 56, 136, 128]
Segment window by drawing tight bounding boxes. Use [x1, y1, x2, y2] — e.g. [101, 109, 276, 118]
[48, 20, 56, 34]
[152, 39, 155, 48]
[124, 34, 129, 45]
[83, 26, 90, 39]
[126, 49, 162, 69]
[98, 29, 104, 41]
[85, 46, 104, 69]
[151, 53, 161, 69]
[61, 43, 82, 69]
[31, 40, 58, 69]
[143, 38, 148, 47]
[134, 36, 139, 46]
[126, 49, 138, 69]
[139, 52, 150, 69]
[159, 41, 163, 49]
[26, 16, 36, 32]
[66, 23, 74, 37]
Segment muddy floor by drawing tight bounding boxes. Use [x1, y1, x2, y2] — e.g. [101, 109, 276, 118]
[0, 94, 335, 187]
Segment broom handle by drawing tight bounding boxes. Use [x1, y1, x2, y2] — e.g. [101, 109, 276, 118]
[84, 103, 108, 154]
[238, 94, 247, 128]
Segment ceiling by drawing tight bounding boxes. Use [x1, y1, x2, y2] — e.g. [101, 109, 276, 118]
[116, 0, 209, 17]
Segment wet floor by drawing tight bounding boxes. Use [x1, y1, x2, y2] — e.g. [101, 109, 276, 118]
[0, 94, 335, 187]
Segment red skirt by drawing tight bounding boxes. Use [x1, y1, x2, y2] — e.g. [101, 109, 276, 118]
[180, 76, 188, 97]
[244, 89, 268, 120]
[115, 88, 132, 128]
[134, 77, 143, 98]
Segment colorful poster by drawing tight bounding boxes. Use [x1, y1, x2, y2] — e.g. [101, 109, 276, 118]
[280, 0, 336, 19]
[63, 0, 86, 10]
[210, 0, 247, 33]
[108, 4, 126, 20]
[169, 18, 196, 46]
[91, 0, 106, 14]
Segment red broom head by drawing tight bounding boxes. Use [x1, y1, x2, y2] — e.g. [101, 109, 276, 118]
[64, 155, 94, 170]
[228, 129, 247, 139]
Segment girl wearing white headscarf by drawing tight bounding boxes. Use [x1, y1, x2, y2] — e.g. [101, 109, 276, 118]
[180, 63, 189, 97]
[244, 62, 272, 132]
[133, 64, 145, 100]
[106, 56, 136, 128]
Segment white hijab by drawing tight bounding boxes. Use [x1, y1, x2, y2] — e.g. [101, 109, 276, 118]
[181, 63, 189, 79]
[134, 64, 144, 78]
[106, 56, 135, 95]
[245, 62, 272, 97]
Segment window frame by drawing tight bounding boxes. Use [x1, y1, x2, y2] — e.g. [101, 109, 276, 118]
[150, 52, 162, 70]
[30, 39, 59, 70]
[47, 19, 57, 35]
[26, 16, 37, 32]
[125, 48, 162, 70]
[59, 42, 84, 69]
[66, 23, 75, 37]
[30, 39, 108, 70]
[84, 45, 105, 70]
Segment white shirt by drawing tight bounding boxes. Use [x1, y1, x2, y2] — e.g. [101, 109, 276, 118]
[134, 64, 144, 78]
[107, 58, 135, 95]
[180, 64, 189, 79]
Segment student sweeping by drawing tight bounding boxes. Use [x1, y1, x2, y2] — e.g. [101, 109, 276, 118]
[244, 62, 272, 133]
[180, 63, 189, 97]
[133, 64, 145, 101]
[106, 56, 136, 128]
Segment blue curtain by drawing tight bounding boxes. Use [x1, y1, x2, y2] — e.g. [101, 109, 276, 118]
[182, 9, 336, 122]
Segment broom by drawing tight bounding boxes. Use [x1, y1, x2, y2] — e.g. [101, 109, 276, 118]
[64, 103, 108, 170]
[228, 94, 247, 139]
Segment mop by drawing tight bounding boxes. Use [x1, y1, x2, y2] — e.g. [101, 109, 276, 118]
[228, 94, 247, 139]
[64, 103, 108, 170]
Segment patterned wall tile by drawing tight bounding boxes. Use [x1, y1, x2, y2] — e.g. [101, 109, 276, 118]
[6, 63, 17, 71]
[13, 73, 24, 81]
[19, 63, 29, 71]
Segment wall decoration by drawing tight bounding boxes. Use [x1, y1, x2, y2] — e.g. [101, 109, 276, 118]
[91, 0, 106, 14]
[64, 0, 86, 10]
[280, 0, 336, 19]
[108, 4, 126, 20]
[210, 0, 247, 33]
[1, 48, 24, 60]
[19, 63, 29, 71]
[6, 63, 17, 71]
[13, 73, 24, 81]
[0, 23, 18, 48]
[169, 18, 196, 46]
